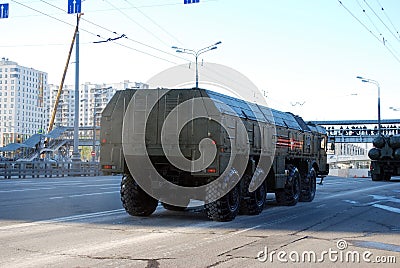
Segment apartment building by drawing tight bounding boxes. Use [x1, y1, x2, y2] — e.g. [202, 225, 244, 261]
[49, 80, 148, 129]
[0, 58, 50, 147]
[0, 58, 148, 148]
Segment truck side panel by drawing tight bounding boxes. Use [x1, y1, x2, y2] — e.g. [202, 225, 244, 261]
[100, 89, 136, 174]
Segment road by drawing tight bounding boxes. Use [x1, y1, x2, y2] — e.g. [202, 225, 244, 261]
[0, 175, 399, 267]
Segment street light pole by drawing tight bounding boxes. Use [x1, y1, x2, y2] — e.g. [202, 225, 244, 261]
[72, 13, 81, 161]
[92, 107, 96, 162]
[172, 41, 222, 88]
[357, 76, 381, 135]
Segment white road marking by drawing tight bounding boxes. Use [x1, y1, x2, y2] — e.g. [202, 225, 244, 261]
[343, 200, 358, 204]
[231, 225, 261, 234]
[0, 209, 126, 230]
[0, 184, 118, 193]
[49, 191, 119, 199]
[99, 187, 120, 190]
[0, 187, 56, 193]
[372, 204, 400, 214]
[320, 184, 396, 200]
[369, 194, 400, 204]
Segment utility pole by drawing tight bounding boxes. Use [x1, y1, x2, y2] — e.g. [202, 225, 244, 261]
[92, 107, 96, 162]
[71, 13, 81, 161]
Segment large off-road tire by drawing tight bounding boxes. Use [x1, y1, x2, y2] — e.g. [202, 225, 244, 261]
[120, 174, 158, 217]
[300, 168, 316, 202]
[204, 184, 241, 222]
[239, 174, 266, 215]
[275, 166, 301, 206]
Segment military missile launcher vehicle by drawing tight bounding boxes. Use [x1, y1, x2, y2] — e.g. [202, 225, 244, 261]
[100, 88, 329, 221]
[368, 134, 400, 181]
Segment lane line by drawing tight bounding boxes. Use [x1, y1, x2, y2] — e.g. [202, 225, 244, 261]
[0, 187, 56, 193]
[319, 183, 397, 200]
[372, 204, 400, 214]
[0, 184, 118, 193]
[0, 209, 126, 230]
[49, 191, 119, 200]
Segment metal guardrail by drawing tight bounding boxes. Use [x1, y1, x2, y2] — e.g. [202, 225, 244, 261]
[0, 161, 101, 179]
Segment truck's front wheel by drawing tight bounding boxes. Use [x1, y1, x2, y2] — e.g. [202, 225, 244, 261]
[120, 174, 158, 217]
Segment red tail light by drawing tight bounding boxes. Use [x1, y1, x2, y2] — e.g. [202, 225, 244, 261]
[102, 165, 114, 170]
[207, 168, 217, 173]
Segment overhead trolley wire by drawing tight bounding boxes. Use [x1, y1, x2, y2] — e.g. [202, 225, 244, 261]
[122, 0, 184, 46]
[363, 0, 400, 43]
[11, 0, 190, 65]
[103, 0, 171, 47]
[375, 0, 400, 40]
[355, 0, 400, 59]
[11, 0, 76, 29]
[337, 0, 400, 64]
[9, 0, 239, 89]
[356, 0, 383, 37]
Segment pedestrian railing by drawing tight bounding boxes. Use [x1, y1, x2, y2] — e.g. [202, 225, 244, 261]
[0, 161, 101, 179]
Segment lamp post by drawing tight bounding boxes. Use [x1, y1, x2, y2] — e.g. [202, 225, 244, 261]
[72, 13, 81, 161]
[172, 41, 222, 88]
[92, 106, 96, 162]
[357, 76, 381, 135]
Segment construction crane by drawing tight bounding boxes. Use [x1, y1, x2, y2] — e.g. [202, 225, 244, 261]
[47, 13, 82, 133]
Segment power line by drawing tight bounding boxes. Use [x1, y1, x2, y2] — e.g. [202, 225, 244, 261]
[39, 0, 125, 39]
[122, 0, 184, 46]
[337, 0, 400, 64]
[354, 0, 400, 60]
[14, 0, 190, 65]
[363, 0, 400, 43]
[11, 0, 75, 28]
[103, 0, 171, 47]
[66, 1, 191, 63]
[356, 0, 382, 37]
[375, 0, 400, 40]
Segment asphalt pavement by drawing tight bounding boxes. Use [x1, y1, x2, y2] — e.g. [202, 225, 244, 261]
[0, 175, 399, 267]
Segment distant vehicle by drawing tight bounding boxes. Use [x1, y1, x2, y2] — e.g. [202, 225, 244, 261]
[100, 88, 329, 221]
[368, 134, 400, 181]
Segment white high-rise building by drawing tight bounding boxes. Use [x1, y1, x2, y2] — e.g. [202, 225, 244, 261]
[49, 80, 148, 128]
[0, 57, 148, 149]
[0, 58, 50, 147]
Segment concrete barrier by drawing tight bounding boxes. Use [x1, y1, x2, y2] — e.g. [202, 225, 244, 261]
[329, 168, 370, 178]
[0, 161, 101, 179]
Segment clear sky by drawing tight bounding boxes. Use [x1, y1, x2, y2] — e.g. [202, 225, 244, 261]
[1, 0, 400, 121]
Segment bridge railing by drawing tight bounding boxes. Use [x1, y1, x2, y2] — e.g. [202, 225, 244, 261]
[326, 127, 400, 137]
[0, 161, 101, 179]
